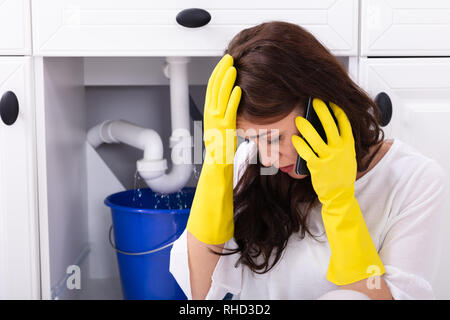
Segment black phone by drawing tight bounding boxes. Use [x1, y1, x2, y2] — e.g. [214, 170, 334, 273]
[295, 97, 339, 175]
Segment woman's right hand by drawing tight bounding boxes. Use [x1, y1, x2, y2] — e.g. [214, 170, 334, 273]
[203, 53, 242, 165]
[186, 54, 242, 245]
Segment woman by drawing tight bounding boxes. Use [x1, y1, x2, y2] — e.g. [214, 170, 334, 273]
[170, 21, 448, 300]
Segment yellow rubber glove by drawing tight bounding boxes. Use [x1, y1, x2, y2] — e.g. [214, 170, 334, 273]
[186, 54, 242, 245]
[291, 98, 385, 285]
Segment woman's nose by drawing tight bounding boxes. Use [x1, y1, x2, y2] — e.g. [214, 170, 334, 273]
[260, 155, 272, 167]
[258, 145, 281, 168]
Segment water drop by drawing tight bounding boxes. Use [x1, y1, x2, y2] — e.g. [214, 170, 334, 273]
[193, 165, 201, 181]
[132, 170, 145, 208]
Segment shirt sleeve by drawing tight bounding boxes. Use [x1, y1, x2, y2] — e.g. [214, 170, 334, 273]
[169, 140, 256, 300]
[169, 228, 192, 299]
[378, 159, 449, 300]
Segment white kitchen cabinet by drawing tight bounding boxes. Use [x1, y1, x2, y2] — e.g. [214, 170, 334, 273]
[31, 0, 358, 56]
[361, 0, 450, 56]
[0, 57, 40, 299]
[358, 57, 450, 299]
[359, 57, 450, 165]
[0, 0, 32, 55]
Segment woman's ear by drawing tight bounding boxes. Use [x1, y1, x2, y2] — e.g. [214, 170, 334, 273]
[295, 99, 307, 118]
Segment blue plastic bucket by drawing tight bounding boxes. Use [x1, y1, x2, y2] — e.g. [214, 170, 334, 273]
[104, 187, 195, 300]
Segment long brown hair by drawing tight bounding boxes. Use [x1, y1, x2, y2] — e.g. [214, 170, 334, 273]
[213, 21, 385, 274]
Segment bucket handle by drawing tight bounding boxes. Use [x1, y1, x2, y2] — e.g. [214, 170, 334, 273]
[108, 225, 178, 256]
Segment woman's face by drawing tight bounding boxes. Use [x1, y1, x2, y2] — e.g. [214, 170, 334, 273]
[236, 106, 308, 180]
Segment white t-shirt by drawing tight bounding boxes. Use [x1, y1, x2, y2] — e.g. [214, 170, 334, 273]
[169, 138, 449, 300]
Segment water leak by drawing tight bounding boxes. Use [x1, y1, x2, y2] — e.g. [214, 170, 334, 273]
[193, 164, 201, 181]
[131, 169, 194, 210]
[132, 170, 145, 208]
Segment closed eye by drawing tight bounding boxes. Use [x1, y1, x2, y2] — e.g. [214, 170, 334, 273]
[268, 135, 281, 144]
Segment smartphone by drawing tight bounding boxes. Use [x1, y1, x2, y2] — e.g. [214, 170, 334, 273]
[295, 97, 339, 175]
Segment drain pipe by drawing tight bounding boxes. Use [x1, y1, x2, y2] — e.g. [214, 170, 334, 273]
[87, 119, 168, 181]
[87, 56, 194, 194]
[144, 56, 193, 193]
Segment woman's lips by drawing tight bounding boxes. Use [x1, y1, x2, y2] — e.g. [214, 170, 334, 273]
[279, 164, 294, 173]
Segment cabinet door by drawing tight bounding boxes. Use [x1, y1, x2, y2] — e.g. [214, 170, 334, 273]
[0, 57, 40, 299]
[31, 0, 358, 56]
[361, 0, 450, 56]
[0, 0, 31, 55]
[359, 57, 450, 299]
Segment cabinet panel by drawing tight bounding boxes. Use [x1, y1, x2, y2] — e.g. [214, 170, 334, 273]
[31, 0, 358, 56]
[361, 0, 450, 56]
[33, 57, 88, 300]
[359, 58, 450, 165]
[359, 57, 450, 298]
[0, 0, 31, 55]
[0, 57, 39, 299]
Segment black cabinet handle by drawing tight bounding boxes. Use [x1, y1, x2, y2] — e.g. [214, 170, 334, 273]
[0, 91, 19, 126]
[176, 8, 211, 28]
[374, 92, 392, 127]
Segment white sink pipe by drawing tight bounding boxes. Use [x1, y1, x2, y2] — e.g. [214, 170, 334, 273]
[87, 56, 194, 194]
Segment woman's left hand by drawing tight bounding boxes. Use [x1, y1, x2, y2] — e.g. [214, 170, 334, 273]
[291, 98, 357, 206]
[291, 98, 385, 285]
